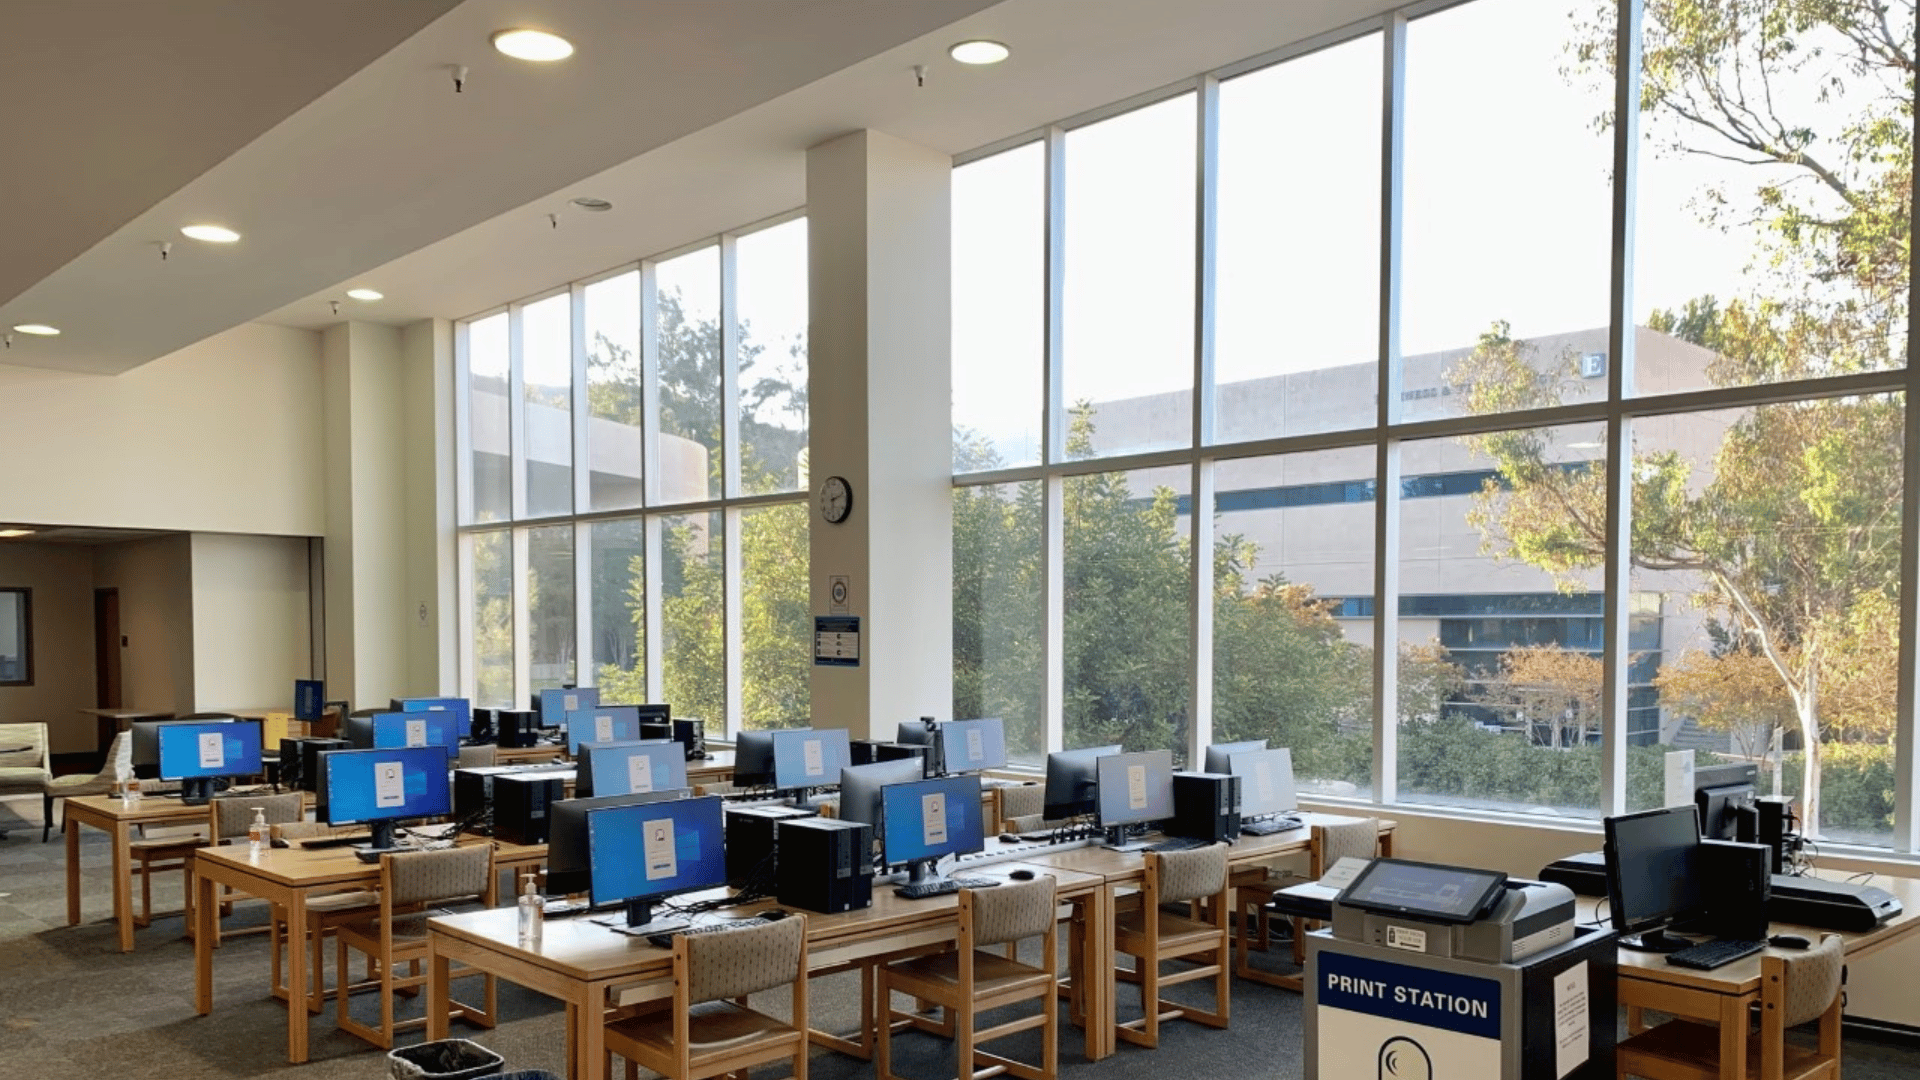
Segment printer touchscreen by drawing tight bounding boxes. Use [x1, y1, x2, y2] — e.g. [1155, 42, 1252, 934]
[1337, 858, 1508, 925]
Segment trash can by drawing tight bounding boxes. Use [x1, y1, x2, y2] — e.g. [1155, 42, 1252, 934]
[387, 1039, 504, 1080]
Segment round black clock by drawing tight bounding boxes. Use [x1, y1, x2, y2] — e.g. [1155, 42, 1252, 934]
[819, 475, 854, 524]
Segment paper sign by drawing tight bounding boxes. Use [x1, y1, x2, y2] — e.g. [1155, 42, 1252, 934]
[1664, 750, 1696, 810]
[563, 693, 580, 713]
[374, 761, 406, 809]
[1318, 856, 1372, 890]
[803, 738, 825, 777]
[922, 792, 949, 846]
[966, 729, 984, 763]
[1386, 925, 1427, 952]
[197, 733, 225, 770]
[628, 754, 654, 793]
[1553, 961, 1590, 1078]
[1126, 764, 1148, 810]
[595, 714, 614, 743]
[643, 819, 677, 880]
[406, 718, 428, 747]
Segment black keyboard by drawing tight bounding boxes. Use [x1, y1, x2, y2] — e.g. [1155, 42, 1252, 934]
[1242, 816, 1305, 836]
[299, 834, 370, 850]
[1147, 836, 1213, 853]
[895, 875, 1000, 900]
[1667, 938, 1766, 970]
[646, 921, 749, 948]
[353, 846, 403, 864]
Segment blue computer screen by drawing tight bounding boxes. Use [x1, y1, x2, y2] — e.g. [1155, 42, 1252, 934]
[398, 697, 471, 734]
[157, 722, 262, 780]
[586, 795, 727, 907]
[939, 718, 1008, 773]
[583, 740, 688, 796]
[881, 774, 985, 867]
[538, 687, 599, 728]
[371, 711, 462, 759]
[323, 746, 452, 826]
[1095, 749, 1174, 828]
[771, 728, 851, 790]
[566, 706, 642, 755]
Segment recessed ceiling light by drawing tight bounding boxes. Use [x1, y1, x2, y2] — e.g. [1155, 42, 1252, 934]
[181, 224, 241, 243]
[346, 288, 384, 302]
[949, 39, 1010, 65]
[492, 28, 573, 61]
[0, 529, 36, 538]
[570, 197, 613, 212]
[11, 323, 59, 336]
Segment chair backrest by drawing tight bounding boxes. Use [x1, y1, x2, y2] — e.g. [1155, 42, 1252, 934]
[1150, 843, 1228, 905]
[681, 914, 807, 1003]
[1313, 818, 1381, 874]
[999, 784, 1044, 821]
[212, 791, 306, 841]
[966, 874, 1056, 948]
[383, 843, 493, 908]
[272, 821, 358, 842]
[0, 722, 50, 771]
[456, 743, 498, 769]
[1771, 933, 1845, 1028]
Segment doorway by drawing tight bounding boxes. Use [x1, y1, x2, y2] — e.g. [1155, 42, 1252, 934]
[93, 587, 120, 757]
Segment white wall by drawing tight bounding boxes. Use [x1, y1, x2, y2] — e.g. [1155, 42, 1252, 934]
[190, 533, 312, 710]
[0, 323, 324, 535]
[91, 535, 194, 720]
[0, 543, 98, 753]
[401, 319, 457, 695]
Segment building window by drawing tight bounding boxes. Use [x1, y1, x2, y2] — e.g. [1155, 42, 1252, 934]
[0, 588, 31, 686]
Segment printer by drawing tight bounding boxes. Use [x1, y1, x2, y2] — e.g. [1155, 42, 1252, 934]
[1331, 867, 1578, 964]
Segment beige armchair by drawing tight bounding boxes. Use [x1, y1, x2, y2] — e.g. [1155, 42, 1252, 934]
[41, 730, 124, 842]
[0, 723, 52, 841]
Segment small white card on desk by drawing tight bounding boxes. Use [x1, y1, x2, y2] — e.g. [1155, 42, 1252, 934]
[1318, 856, 1371, 890]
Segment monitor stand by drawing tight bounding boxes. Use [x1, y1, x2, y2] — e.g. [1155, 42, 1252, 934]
[363, 820, 398, 852]
[616, 897, 689, 935]
[179, 777, 216, 806]
[902, 859, 945, 889]
[1619, 926, 1692, 953]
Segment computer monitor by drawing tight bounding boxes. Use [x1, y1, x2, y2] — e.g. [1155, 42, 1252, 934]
[732, 728, 784, 788]
[294, 680, 325, 722]
[157, 721, 264, 804]
[1202, 739, 1267, 775]
[1043, 744, 1121, 819]
[896, 720, 936, 747]
[837, 757, 928, 836]
[322, 746, 454, 851]
[1603, 804, 1707, 953]
[131, 718, 234, 780]
[545, 788, 691, 897]
[1095, 749, 1174, 842]
[344, 713, 378, 749]
[881, 774, 986, 889]
[576, 739, 688, 799]
[1228, 747, 1298, 821]
[371, 711, 462, 760]
[939, 718, 1007, 774]
[587, 794, 727, 929]
[537, 687, 598, 729]
[397, 697, 472, 737]
[1694, 762, 1760, 841]
[771, 728, 851, 791]
[565, 705, 642, 755]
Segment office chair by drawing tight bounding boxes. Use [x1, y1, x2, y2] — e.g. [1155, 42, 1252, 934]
[334, 845, 497, 1049]
[877, 875, 1060, 1080]
[1615, 933, 1843, 1080]
[603, 914, 809, 1080]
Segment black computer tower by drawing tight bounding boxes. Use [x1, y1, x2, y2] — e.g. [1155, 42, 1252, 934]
[874, 742, 931, 777]
[1168, 771, 1241, 842]
[673, 718, 707, 760]
[776, 817, 873, 914]
[454, 765, 525, 821]
[497, 709, 539, 749]
[470, 707, 496, 744]
[298, 737, 350, 794]
[279, 736, 329, 792]
[849, 739, 890, 767]
[725, 803, 815, 886]
[1696, 840, 1771, 940]
[492, 771, 570, 845]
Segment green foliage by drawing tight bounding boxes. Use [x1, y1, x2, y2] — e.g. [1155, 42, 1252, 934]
[1400, 715, 1673, 813]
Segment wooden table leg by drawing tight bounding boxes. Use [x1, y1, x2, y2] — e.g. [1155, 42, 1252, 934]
[1076, 884, 1116, 1061]
[111, 820, 135, 952]
[1718, 993, 1747, 1080]
[65, 815, 82, 926]
[428, 949, 452, 1040]
[285, 891, 309, 1063]
[565, 1003, 580, 1080]
[581, 985, 607, 1080]
[195, 871, 215, 1015]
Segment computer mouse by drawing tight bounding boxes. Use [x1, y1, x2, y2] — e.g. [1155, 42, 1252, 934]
[269, 837, 290, 849]
[1009, 869, 1036, 881]
[757, 909, 792, 921]
[1770, 933, 1811, 950]
[998, 833, 1020, 843]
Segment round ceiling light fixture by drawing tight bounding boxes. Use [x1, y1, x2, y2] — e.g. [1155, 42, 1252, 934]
[949, 39, 1010, 65]
[12, 323, 60, 336]
[492, 28, 574, 61]
[181, 224, 241, 243]
[570, 196, 613, 212]
[346, 288, 384, 302]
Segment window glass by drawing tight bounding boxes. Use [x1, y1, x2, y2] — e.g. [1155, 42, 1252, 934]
[661, 511, 725, 735]
[469, 531, 513, 708]
[465, 314, 511, 524]
[656, 247, 723, 504]
[953, 481, 1045, 766]
[953, 143, 1045, 471]
[526, 525, 576, 693]
[589, 518, 645, 702]
[0, 589, 30, 686]
[585, 271, 643, 512]
[739, 504, 810, 730]
[521, 294, 574, 518]
[735, 220, 809, 495]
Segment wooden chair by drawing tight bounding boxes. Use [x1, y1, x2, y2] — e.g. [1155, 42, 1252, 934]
[1112, 843, 1231, 1048]
[1615, 933, 1844, 1080]
[334, 844, 497, 1048]
[456, 743, 498, 769]
[877, 876, 1059, 1080]
[268, 821, 382, 1014]
[1242, 818, 1382, 990]
[41, 730, 123, 841]
[603, 914, 809, 1080]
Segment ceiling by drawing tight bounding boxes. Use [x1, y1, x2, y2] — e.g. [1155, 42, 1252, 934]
[0, 0, 1401, 375]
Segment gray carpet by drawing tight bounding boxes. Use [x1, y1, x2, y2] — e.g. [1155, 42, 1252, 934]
[4, 796, 1919, 1080]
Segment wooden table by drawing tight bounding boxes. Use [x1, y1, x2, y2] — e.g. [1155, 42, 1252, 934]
[64, 793, 209, 952]
[78, 707, 174, 758]
[427, 859, 1104, 1080]
[687, 751, 734, 787]
[496, 744, 568, 766]
[1590, 873, 1920, 1080]
[191, 835, 522, 1064]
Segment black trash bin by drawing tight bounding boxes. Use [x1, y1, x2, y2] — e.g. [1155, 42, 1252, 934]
[386, 1039, 505, 1080]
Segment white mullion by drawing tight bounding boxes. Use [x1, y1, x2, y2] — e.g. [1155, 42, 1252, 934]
[1042, 121, 1067, 752]
[1189, 77, 1219, 766]
[641, 261, 663, 508]
[456, 531, 476, 702]
[1189, 460, 1216, 766]
[574, 522, 593, 690]
[1044, 126, 1067, 466]
[1600, 0, 1644, 817]
[455, 323, 475, 524]
[1043, 475, 1065, 752]
[644, 515, 665, 704]
[1895, 0, 1920, 853]
[723, 507, 744, 738]
[1372, 13, 1408, 806]
[508, 305, 528, 522]
[571, 282, 590, 516]
[720, 234, 742, 500]
[511, 527, 531, 710]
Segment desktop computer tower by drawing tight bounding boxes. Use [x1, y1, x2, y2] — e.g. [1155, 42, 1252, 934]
[673, 718, 706, 760]
[1695, 840, 1771, 941]
[297, 737, 350, 794]
[491, 771, 570, 845]
[874, 743, 931, 777]
[1168, 771, 1241, 842]
[725, 803, 815, 886]
[496, 709, 539, 748]
[849, 739, 890, 767]
[470, 708, 496, 744]
[455, 765, 519, 821]
[279, 736, 329, 792]
[776, 817, 873, 915]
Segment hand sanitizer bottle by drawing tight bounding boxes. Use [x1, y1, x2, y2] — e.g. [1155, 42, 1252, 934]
[249, 807, 269, 857]
[518, 872, 544, 947]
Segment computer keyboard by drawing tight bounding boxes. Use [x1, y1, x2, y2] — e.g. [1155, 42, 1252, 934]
[299, 834, 370, 850]
[646, 919, 765, 948]
[1146, 836, 1213, 853]
[1667, 938, 1766, 970]
[1241, 816, 1305, 836]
